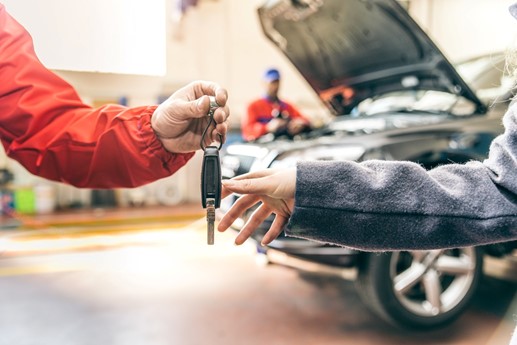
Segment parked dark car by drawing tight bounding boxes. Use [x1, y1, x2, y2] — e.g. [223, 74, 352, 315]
[220, 0, 517, 329]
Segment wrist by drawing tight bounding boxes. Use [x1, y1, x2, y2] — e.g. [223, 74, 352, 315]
[150, 103, 173, 139]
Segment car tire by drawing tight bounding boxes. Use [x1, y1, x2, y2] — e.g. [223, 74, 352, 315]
[355, 247, 483, 329]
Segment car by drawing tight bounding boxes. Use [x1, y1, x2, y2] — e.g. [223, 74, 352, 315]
[219, 0, 517, 329]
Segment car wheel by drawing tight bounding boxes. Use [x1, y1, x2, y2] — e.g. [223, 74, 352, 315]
[355, 247, 483, 329]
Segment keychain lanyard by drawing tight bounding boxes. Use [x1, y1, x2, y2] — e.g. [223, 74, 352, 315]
[200, 97, 223, 151]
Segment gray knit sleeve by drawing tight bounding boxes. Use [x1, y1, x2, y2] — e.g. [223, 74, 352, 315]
[285, 105, 517, 251]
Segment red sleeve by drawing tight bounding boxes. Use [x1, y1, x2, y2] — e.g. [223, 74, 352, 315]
[0, 5, 194, 188]
[242, 100, 268, 141]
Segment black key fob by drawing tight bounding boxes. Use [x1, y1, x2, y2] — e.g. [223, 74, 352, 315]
[201, 146, 221, 209]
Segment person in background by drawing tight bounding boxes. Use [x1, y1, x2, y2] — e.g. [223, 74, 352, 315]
[220, 4, 517, 344]
[0, 4, 229, 189]
[242, 68, 310, 141]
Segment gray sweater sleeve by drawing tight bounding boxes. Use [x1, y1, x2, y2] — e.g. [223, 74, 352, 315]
[286, 104, 517, 251]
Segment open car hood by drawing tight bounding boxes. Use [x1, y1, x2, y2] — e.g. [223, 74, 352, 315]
[257, 0, 486, 115]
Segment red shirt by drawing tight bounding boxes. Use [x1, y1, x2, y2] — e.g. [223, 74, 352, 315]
[0, 5, 193, 188]
[243, 97, 308, 141]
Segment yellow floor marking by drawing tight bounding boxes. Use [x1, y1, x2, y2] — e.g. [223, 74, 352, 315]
[0, 264, 88, 277]
[0, 217, 248, 277]
[9, 219, 199, 241]
[0, 217, 205, 257]
[35, 213, 205, 228]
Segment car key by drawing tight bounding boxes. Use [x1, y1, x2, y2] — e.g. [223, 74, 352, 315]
[201, 96, 223, 245]
[201, 146, 221, 245]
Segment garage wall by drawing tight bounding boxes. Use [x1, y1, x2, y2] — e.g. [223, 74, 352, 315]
[409, 0, 517, 61]
[2, 0, 167, 76]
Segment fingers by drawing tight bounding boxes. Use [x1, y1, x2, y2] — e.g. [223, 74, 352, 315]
[182, 86, 230, 120]
[211, 125, 227, 143]
[191, 96, 211, 118]
[227, 168, 279, 182]
[215, 123, 227, 138]
[261, 215, 288, 245]
[227, 168, 297, 199]
[190, 81, 228, 106]
[235, 203, 272, 245]
[213, 85, 228, 107]
[221, 176, 275, 195]
[218, 194, 261, 232]
[221, 185, 233, 200]
[213, 106, 230, 123]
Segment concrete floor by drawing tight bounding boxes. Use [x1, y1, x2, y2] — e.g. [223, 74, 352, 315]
[0, 211, 515, 345]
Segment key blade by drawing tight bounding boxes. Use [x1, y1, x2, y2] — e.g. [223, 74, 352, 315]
[207, 219, 214, 245]
[206, 198, 216, 245]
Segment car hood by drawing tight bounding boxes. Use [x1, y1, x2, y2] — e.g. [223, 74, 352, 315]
[257, 0, 486, 115]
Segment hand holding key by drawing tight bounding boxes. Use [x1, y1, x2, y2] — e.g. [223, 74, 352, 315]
[152, 81, 229, 153]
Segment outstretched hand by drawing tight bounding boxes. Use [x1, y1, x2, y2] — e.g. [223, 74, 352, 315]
[151, 81, 230, 153]
[218, 167, 296, 245]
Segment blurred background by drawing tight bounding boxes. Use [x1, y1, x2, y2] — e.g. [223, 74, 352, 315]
[1, 0, 517, 206]
[0, 1, 516, 344]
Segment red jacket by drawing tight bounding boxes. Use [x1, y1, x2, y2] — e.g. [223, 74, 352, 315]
[0, 5, 193, 188]
[243, 97, 308, 141]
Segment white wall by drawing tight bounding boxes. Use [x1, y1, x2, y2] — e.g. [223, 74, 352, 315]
[409, 0, 517, 61]
[2, 0, 166, 75]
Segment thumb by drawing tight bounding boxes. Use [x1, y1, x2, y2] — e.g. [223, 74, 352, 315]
[181, 96, 210, 119]
[195, 95, 210, 115]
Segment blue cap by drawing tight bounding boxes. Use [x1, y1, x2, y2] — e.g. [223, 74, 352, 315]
[510, 3, 517, 19]
[264, 68, 280, 82]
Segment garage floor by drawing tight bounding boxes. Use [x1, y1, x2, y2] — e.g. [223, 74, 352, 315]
[0, 206, 515, 345]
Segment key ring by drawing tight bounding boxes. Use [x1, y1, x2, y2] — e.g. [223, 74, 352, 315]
[200, 96, 223, 151]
